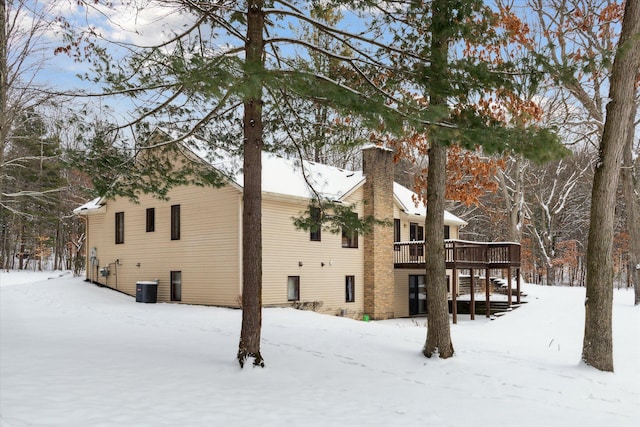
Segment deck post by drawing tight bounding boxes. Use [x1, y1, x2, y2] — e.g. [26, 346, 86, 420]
[507, 267, 512, 307]
[516, 267, 521, 305]
[470, 268, 475, 320]
[452, 268, 458, 324]
[485, 267, 491, 318]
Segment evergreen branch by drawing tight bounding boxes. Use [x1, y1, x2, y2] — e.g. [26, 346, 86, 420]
[35, 83, 181, 99]
[182, 0, 247, 42]
[279, 70, 456, 130]
[264, 37, 403, 74]
[115, 87, 192, 133]
[264, 85, 326, 205]
[135, 91, 241, 152]
[267, 2, 426, 61]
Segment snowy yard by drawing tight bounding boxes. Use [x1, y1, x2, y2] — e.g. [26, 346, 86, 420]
[1, 271, 638, 427]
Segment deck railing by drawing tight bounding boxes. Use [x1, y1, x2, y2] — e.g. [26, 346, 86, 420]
[394, 239, 521, 269]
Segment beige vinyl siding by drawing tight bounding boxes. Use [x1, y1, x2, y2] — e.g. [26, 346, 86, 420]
[393, 268, 454, 318]
[262, 189, 365, 317]
[85, 214, 105, 284]
[393, 268, 424, 318]
[84, 184, 241, 306]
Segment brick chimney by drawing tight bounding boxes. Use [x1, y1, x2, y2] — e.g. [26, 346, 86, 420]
[362, 146, 395, 320]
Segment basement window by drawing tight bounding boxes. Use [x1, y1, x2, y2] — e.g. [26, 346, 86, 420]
[287, 276, 300, 301]
[345, 276, 355, 303]
[171, 271, 182, 302]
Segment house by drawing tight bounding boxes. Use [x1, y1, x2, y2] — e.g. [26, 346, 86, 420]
[75, 141, 520, 320]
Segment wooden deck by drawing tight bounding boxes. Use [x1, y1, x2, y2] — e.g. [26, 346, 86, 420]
[394, 239, 521, 269]
[394, 239, 522, 323]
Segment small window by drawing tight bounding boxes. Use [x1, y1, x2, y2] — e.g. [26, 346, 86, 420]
[310, 207, 321, 241]
[146, 208, 155, 232]
[394, 218, 401, 242]
[394, 219, 401, 251]
[345, 276, 355, 303]
[171, 271, 182, 301]
[341, 215, 358, 248]
[171, 205, 180, 240]
[410, 222, 424, 241]
[287, 276, 300, 301]
[409, 222, 424, 257]
[444, 225, 450, 240]
[115, 212, 124, 244]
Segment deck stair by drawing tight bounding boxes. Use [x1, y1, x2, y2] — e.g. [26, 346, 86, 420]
[448, 299, 526, 316]
[489, 277, 528, 298]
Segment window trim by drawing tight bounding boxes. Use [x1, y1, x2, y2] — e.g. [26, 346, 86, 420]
[287, 276, 300, 302]
[345, 275, 355, 303]
[171, 204, 180, 241]
[146, 208, 155, 233]
[115, 212, 124, 244]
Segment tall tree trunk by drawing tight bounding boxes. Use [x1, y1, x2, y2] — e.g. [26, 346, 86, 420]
[18, 223, 25, 270]
[499, 156, 524, 242]
[547, 264, 555, 286]
[621, 102, 640, 305]
[423, 142, 454, 358]
[582, 0, 640, 372]
[0, 0, 8, 266]
[237, 0, 265, 368]
[423, 0, 454, 359]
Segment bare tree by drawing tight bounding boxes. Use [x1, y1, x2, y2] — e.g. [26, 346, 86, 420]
[582, 0, 640, 372]
[0, 0, 73, 270]
[621, 102, 639, 304]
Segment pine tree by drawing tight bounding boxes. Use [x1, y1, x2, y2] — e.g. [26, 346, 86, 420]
[61, 1, 417, 367]
[378, 0, 567, 358]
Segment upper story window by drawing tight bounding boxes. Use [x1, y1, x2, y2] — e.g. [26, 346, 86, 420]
[310, 207, 321, 241]
[444, 225, 450, 240]
[409, 222, 424, 241]
[409, 222, 423, 257]
[146, 208, 155, 232]
[115, 212, 124, 244]
[342, 219, 358, 248]
[171, 204, 181, 240]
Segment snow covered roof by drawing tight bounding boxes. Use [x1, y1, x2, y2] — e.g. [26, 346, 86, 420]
[72, 197, 103, 215]
[73, 136, 467, 227]
[394, 182, 467, 226]
[232, 153, 365, 201]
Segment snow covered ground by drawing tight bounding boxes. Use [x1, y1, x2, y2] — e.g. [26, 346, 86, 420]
[1, 271, 638, 427]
